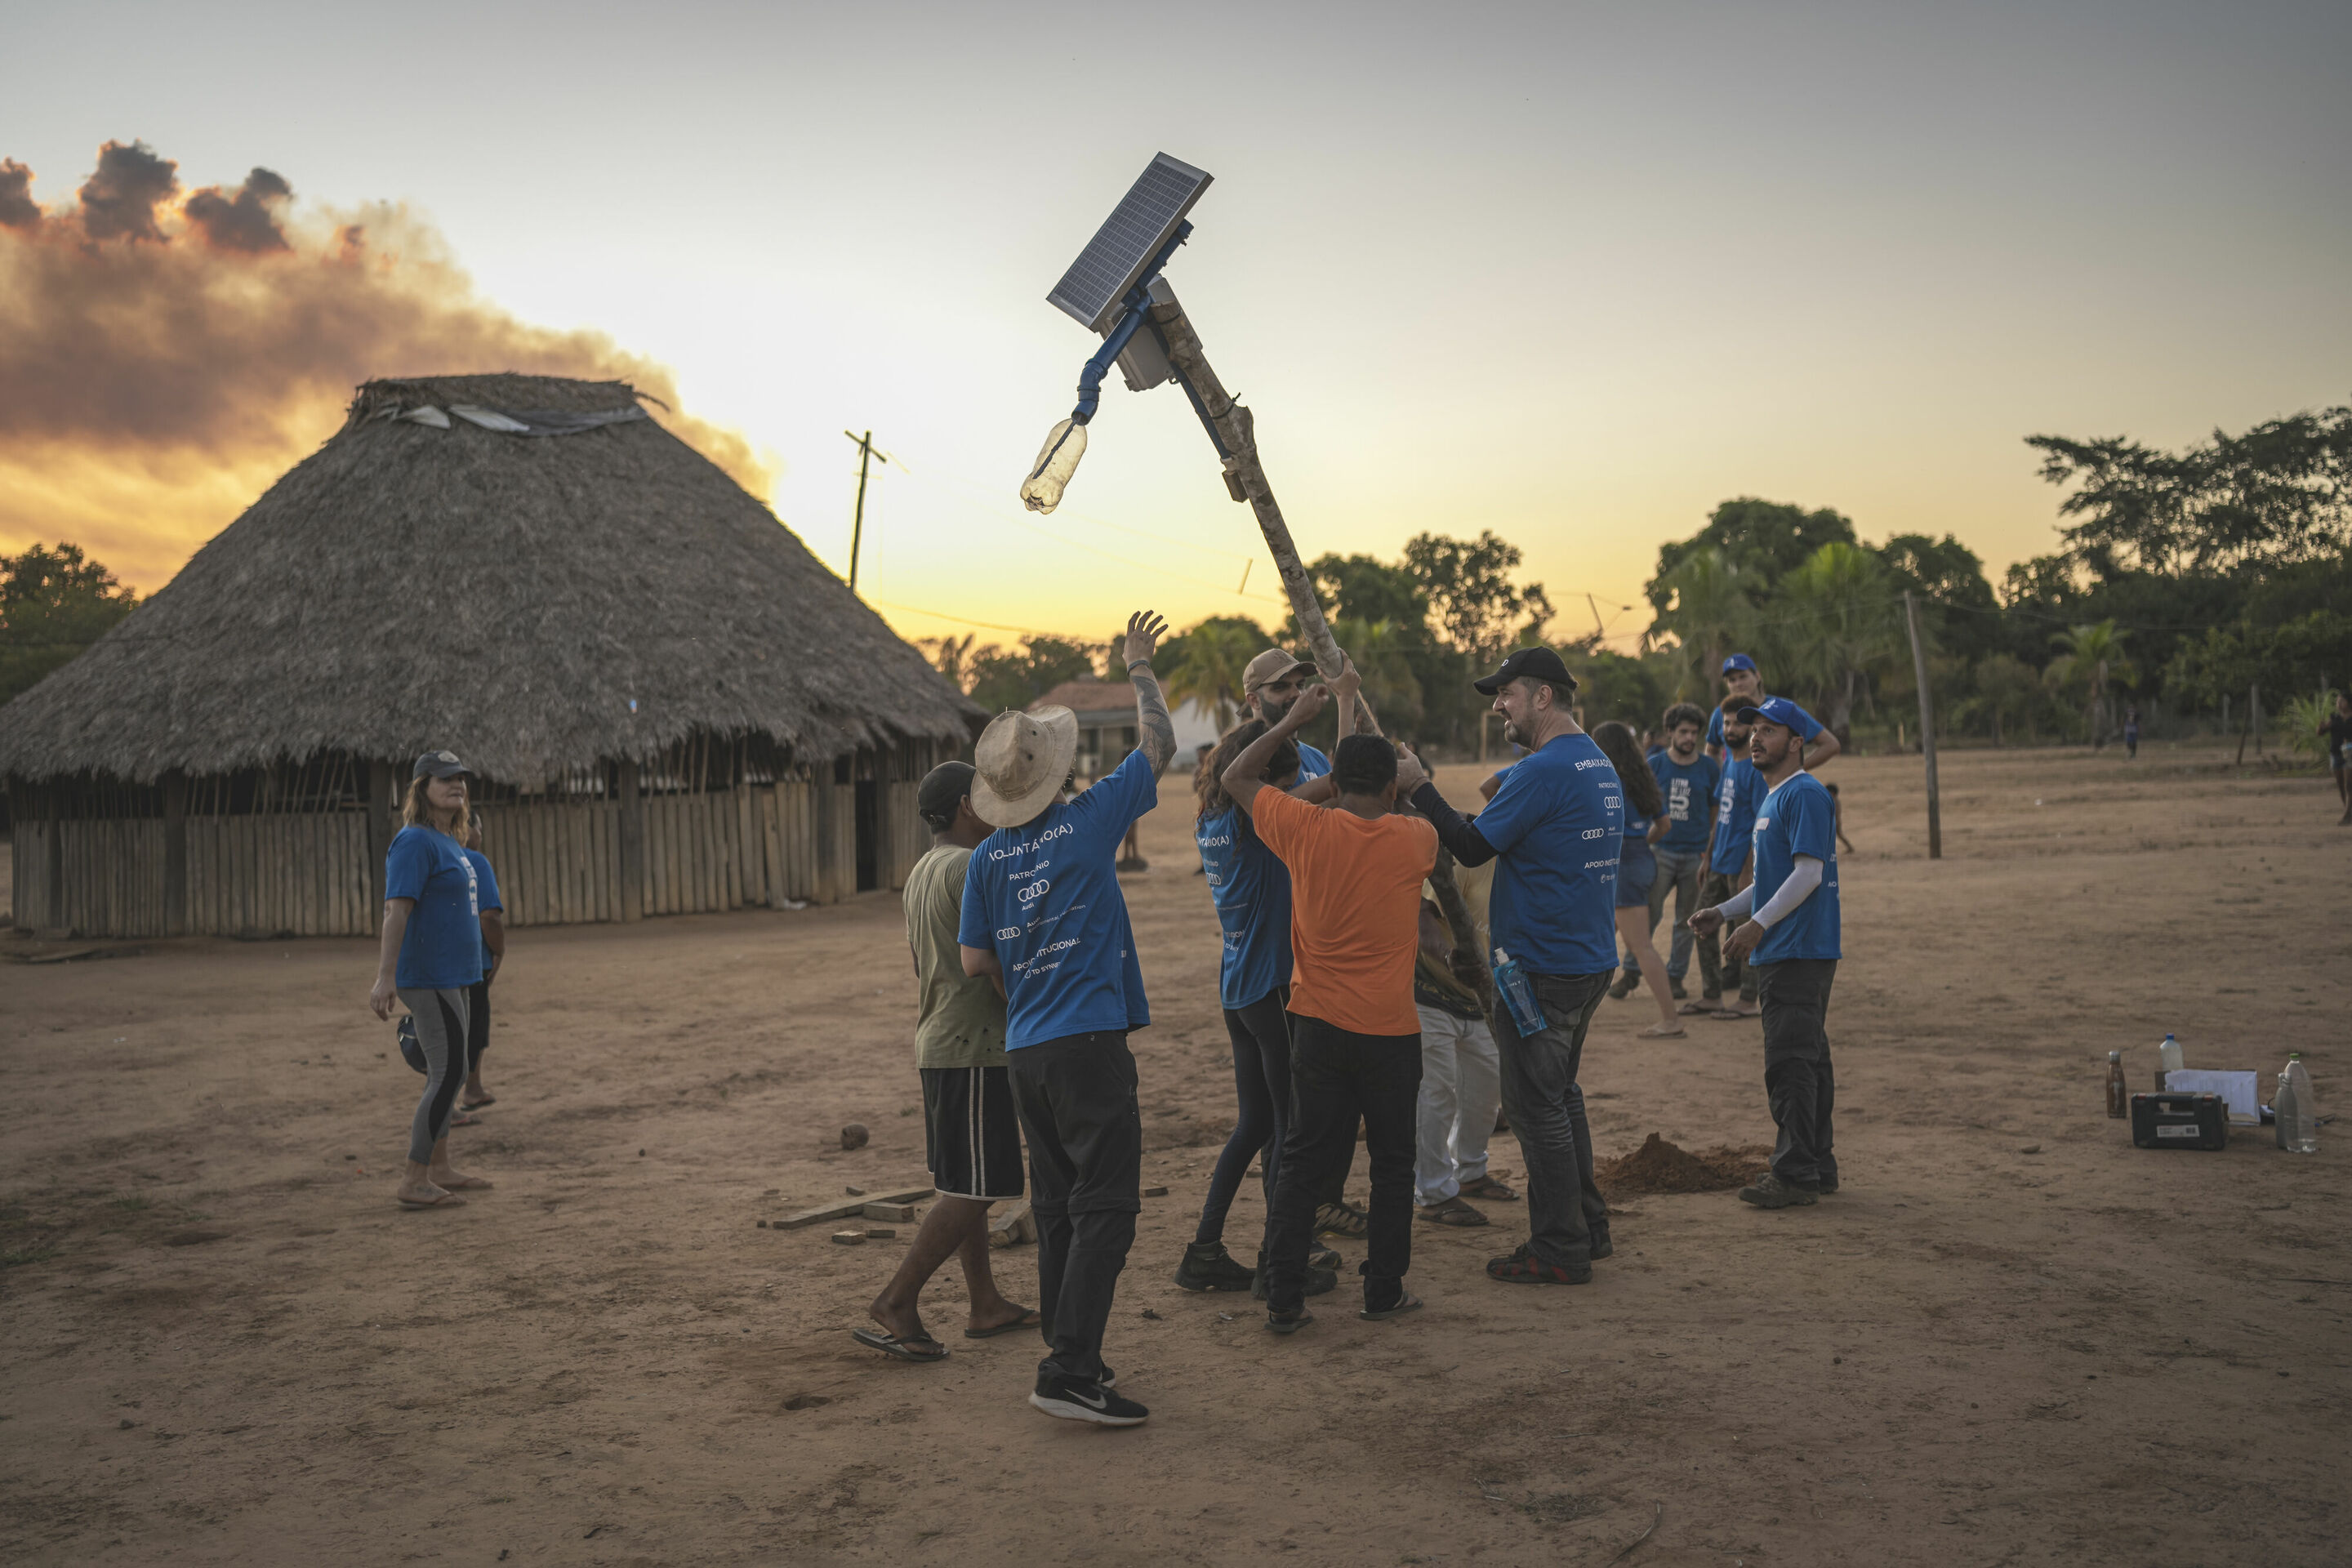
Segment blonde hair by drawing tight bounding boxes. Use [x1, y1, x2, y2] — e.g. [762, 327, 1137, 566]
[401, 772, 473, 842]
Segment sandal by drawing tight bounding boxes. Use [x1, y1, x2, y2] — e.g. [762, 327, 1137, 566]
[1457, 1175, 1519, 1202]
[963, 1307, 1041, 1339]
[1637, 1024, 1686, 1039]
[1313, 1200, 1370, 1240]
[850, 1326, 948, 1363]
[1361, 1292, 1424, 1321]
[394, 1191, 466, 1209]
[1266, 1308, 1313, 1335]
[461, 1094, 497, 1110]
[1677, 1000, 1713, 1016]
[447, 1111, 481, 1128]
[1415, 1196, 1490, 1227]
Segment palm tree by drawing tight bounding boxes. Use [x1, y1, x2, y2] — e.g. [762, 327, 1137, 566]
[1645, 546, 1751, 701]
[2047, 621, 2136, 744]
[1771, 541, 1896, 737]
[1968, 653, 2041, 746]
[1330, 616, 1424, 734]
[919, 633, 978, 691]
[1159, 617, 1259, 732]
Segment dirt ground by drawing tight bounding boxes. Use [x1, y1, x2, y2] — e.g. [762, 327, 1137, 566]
[2, 744, 2345, 1566]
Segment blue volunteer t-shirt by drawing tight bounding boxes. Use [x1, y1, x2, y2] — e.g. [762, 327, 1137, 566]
[462, 847, 502, 973]
[1197, 804, 1293, 1010]
[1710, 758, 1764, 875]
[1620, 809, 1656, 880]
[1474, 733, 1624, 977]
[1650, 751, 1720, 854]
[960, 747, 1156, 1049]
[1750, 772, 1842, 964]
[1294, 742, 1331, 782]
[386, 826, 484, 991]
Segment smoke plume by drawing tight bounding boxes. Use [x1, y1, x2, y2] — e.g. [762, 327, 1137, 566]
[0, 140, 776, 590]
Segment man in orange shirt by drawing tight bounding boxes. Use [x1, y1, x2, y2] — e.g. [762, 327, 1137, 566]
[1221, 667, 1437, 1334]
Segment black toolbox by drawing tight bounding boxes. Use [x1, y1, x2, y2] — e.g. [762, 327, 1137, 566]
[2130, 1091, 2228, 1151]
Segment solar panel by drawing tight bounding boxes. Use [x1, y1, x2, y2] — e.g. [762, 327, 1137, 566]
[1047, 153, 1213, 332]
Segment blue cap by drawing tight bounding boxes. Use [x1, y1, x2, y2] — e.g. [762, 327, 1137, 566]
[1721, 653, 1757, 675]
[1735, 697, 1821, 740]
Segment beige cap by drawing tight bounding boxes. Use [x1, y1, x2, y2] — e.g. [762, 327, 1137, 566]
[1242, 647, 1316, 695]
[971, 706, 1080, 827]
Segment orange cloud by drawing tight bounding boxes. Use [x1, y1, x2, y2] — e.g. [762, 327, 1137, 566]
[0, 140, 773, 590]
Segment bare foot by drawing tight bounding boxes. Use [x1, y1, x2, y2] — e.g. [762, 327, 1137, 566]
[396, 1181, 463, 1209]
[429, 1168, 494, 1191]
[865, 1293, 942, 1356]
[966, 1302, 1040, 1337]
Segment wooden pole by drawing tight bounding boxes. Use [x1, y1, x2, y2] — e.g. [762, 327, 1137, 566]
[1902, 591, 1941, 861]
[844, 430, 887, 593]
[617, 759, 645, 921]
[1152, 300, 1488, 994]
[162, 770, 188, 938]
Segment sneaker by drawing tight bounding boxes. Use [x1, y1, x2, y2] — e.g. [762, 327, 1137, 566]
[1607, 970, 1639, 1000]
[1486, 1245, 1592, 1285]
[1313, 1200, 1370, 1239]
[1266, 1308, 1313, 1336]
[1252, 1262, 1338, 1300]
[1588, 1225, 1613, 1260]
[1173, 1241, 1258, 1293]
[1030, 1375, 1147, 1426]
[1738, 1172, 1820, 1209]
[1816, 1174, 1839, 1195]
[1669, 978, 1688, 1000]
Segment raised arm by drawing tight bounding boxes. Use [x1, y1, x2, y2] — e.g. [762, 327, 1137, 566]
[1801, 730, 1842, 769]
[1407, 777, 1500, 867]
[1121, 609, 1177, 779]
[1224, 684, 1327, 814]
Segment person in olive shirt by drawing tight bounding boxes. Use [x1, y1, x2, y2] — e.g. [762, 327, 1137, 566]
[853, 762, 1036, 1363]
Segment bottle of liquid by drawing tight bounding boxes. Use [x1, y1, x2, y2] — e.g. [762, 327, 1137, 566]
[2156, 1032, 2183, 1092]
[2105, 1051, 2128, 1118]
[1490, 949, 1545, 1039]
[2276, 1054, 2318, 1155]
[1019, 418, 1087, 514]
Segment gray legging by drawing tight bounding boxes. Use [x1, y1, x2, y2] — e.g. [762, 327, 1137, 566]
[400, 987, 472, 1164]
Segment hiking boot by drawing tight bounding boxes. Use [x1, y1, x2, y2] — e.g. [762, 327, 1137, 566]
[1030, 1374, 1148, 1426]
[1607, 970, 1639, 1000]
[1173, 1241, 1258, 1293]
[1487, 1245, 1592, 1285]
[1313, 1200, 1370, 1239]
[1669, 978, 1688, 1000]
[1738, 1172, 1820, 1209]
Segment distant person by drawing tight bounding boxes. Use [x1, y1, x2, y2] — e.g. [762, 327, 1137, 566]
[1405, 647, 1624, 1285]
[853, 761, 1036, 1365]
[960, 611, 1174, 1427]
[1410, 865, 1512, 1227]
[2324, 692, 2352, 825]
[1618, 702, 1718, 1009]
[367, 751, 492, 1211]
[1708, 654, 1842, 773]
[1592, 722, 1684, 1039]
[1221, 665, 1437, 1334]
[1824, 781, 1856, 855]
[1691, 697, 1842, 1209]
[1701, 696, 1763, 1019]
[2123, 707, 2141, 761]
[448, 823, 506, 1126]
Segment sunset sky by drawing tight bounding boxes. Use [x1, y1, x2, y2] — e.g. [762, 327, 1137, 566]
[5, 0, 2347, 653]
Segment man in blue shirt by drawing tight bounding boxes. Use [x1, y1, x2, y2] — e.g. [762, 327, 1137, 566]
[1691, 697, 1842, 1209]
[960, 611, 1174, 1428]
[1403, 646, 1624, 1285]
[1617, 702, 1720, 1009]
[1699, 695, 1764, 1019]
[1706, 653, 1842, 773]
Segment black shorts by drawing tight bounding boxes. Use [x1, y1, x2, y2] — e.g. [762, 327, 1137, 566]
[920, 1066, 1025, 1200]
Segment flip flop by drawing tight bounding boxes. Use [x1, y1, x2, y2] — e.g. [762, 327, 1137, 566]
[1361, 1292, 1424, 1321]
[461, 1094, 497, 1110]
[434, 1175, 495, 1190]
[447, 1111, 481, 1128]
[394, 1191, 466, 1209]
[1637, 1024, 1686, 1039]
[850, 1326, 948, 1363]
[963, 1308, 1042, 1339]
[1708, 1007, 1755, 1020]
[1457, 1176, 1519, 1202]
[1415, 1197, 1490, 1227]
[1677, 1000, 1714, 1016]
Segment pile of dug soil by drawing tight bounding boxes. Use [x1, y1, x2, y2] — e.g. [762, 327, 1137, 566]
[1596, 1132, 1771, 1196]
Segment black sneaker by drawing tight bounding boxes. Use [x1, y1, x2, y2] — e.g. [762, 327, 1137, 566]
[1588, 1226, 1613, 1260]
[1816, 1174, 1838, 1195]
[1669, 978, 1688, 1000]
[1174, 1241, 1258, 1293]
[1738, 1172, 1820, 1209]
[1487, 1245, 1592, 1285]
[1310, 1244, 1342, 1271]
[1608, 970, 1639, 1000]
[1030, 1374, 1147, 1426]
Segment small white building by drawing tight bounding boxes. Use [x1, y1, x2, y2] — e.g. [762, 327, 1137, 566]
[1031, 680, 1227, 779]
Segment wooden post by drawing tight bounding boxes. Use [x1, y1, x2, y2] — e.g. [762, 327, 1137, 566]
[1152, 299, 1486, 993]
[2252, 679, 2263, 756]
[1903, 592, 1941, 861]
[365, 760, 396, 915]
[617, 759, 644, 921]
[162, 770, 188, 937]
[2236, 682, 2254, 765]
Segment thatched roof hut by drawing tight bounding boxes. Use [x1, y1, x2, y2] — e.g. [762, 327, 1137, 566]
[3, 373, 983, 939]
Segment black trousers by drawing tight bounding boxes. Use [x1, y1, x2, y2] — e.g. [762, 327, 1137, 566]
[1492, 969, 1613, 1267]
[1196, 991, 1290, 1248]
[1698, 872, 1753, 1002]
[1263, 1014, 1421, 1313]
[1756, 959, 1838, 1187]
[1006, 1031, 1142, 1384]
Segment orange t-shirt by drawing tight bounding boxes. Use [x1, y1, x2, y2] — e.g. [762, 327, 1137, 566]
[1250, 787, 1438, 1037]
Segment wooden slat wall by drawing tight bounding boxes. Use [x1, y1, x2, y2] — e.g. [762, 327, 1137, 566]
[17, 813, 368, 938]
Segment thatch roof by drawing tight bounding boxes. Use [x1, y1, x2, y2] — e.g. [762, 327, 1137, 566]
[0, 374, 982, 785]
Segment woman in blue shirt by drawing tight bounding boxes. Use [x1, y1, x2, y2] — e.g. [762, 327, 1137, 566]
[1592, 723, 1682, 1038]
[368, 751, 492, 1210]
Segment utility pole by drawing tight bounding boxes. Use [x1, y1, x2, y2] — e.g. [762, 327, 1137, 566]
[1903, 591, 1942, 861]
[843, 429, 888, 592]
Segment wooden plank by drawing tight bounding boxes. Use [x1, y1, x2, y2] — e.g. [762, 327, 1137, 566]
[762, 1186, 936, 1231]
[568, 804, 587, 924]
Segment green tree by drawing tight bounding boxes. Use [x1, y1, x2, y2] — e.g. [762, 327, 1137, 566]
[2046, 621, 2136, 743]
[1771, 542, 1897, 737]
[1643, 546, 1750, 701]
[1157, 615, 1265, 732]
[1646, 497, 1860, 616]
[1963, 653, 2043, 746]
[917, 633, 977, 688]
[1402, 530, 1555, 665]
[0, 542, 140, 706]
[964, 636, 1100, 715]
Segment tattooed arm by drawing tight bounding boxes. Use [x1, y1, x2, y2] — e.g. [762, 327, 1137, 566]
[1121, 610, 1177, 779]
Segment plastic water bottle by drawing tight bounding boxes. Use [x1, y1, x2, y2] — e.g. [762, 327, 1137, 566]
[2275, 1054, 2318, 1154]
[1490, 949, 1544, 1039]
[1019, 418, 1087, 514]
[2157, 1032, 2183, 1092]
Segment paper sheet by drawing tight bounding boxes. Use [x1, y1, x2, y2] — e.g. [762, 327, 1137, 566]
[2163, 1068, 2261, 1123]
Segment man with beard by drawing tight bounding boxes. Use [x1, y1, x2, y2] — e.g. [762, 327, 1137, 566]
[1700, 695, 1763, 1019]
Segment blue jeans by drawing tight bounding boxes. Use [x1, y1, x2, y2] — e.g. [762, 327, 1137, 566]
[1623, 845, 1707, 982]
[1491, 969, 1612, 1267]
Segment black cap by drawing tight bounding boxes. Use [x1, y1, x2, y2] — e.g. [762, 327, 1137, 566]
[412, 750, 470, 780]
[1473, 645, 1578, 696]
[917, 760, 978, 826]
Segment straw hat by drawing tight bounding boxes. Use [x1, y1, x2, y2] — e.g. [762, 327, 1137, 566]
[971, 706, 1080, 827]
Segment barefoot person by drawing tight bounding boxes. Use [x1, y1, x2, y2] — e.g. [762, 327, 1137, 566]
[1405, 647, 1625, 1286]
[367, 751, 492, 1211]
[1222, 666, 1436, 1334]
[1701, 695, 1763, 1019]
[959, 611, 1176, 1428]
[1690, 697, 1843, 1209]
[1592, 722, 1684, 1039]
[853, 761, 1037, 1364]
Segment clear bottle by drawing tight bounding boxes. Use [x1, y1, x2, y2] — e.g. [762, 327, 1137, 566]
[1490, 949, 1545, 1039]
[2105, 1050, 2127, 1119]
[2157, 1032, 2183, 1092]
[1019, 418, 1087, 514]
[2277, 1054, 2318, 1155]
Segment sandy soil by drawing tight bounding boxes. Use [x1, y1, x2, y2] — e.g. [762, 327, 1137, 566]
[2, 744, 2345, 1567]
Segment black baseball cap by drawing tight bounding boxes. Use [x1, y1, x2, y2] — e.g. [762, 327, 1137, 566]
[917, 760, 978, 825]
[412, 750, 471, 780]
[1473, 645, 1578, 696]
